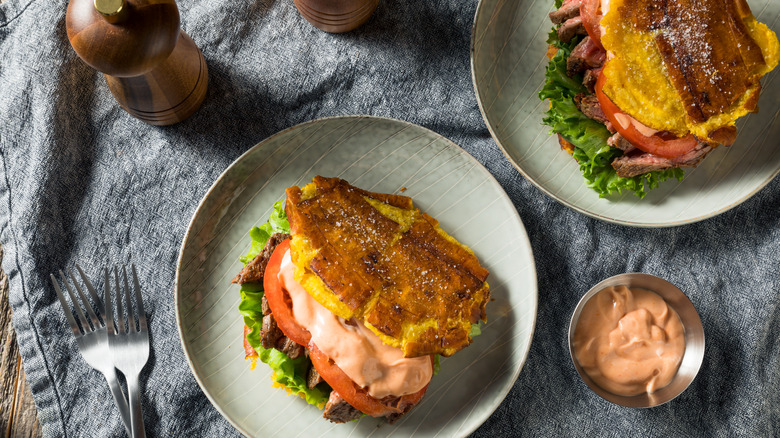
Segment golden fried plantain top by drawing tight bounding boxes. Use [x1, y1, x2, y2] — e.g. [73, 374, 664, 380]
[285, 176, 490, 358]
[600, 0, 779, 142]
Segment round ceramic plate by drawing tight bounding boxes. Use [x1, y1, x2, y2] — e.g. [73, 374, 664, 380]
[175, 116, 537, 437]
[471, 0, 780, 227]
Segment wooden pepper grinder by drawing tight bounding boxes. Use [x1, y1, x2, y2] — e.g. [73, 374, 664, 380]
[66, 0, 208, 125]
[293, 0, 379, 33]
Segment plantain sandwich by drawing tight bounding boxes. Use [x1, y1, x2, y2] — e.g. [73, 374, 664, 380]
[233, 176, 490, 423]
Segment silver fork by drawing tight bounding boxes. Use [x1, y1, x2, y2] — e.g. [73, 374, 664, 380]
[105, 265, 149, 438]
[50, 266, 132, 435]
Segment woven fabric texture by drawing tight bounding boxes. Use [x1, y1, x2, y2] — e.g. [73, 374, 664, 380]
[1, 0, 778, 436]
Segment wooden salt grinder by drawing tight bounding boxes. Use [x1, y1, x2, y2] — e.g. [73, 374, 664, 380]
[66, 0, 208, 125]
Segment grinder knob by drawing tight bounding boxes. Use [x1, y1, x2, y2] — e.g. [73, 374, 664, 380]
[66, 0, 208, 125]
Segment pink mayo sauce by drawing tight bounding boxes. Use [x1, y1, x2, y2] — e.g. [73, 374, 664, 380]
[613, 113, 661, 138]
[278, 249, 432, 398]
[572, 285, 685, 396]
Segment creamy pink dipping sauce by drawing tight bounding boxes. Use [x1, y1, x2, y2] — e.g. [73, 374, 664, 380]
[277, 249, 433, 398]
[572, 285, 685, 396]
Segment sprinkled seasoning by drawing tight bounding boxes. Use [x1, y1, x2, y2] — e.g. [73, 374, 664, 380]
[285, 176, 491, 358]
[601, 0, 779, 140]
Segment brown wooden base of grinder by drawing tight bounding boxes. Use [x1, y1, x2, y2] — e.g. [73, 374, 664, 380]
[293, 0, 379, 33]
[105, 31, 208, 126]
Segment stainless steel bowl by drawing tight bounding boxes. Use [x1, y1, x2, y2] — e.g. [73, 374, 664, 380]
[568, 273, 705, 408]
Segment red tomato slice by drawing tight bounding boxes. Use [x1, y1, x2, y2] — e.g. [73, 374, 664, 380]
[262, 238, 311, 346]
[243, 325, 258, 359]
[580, 0, 604, 50]
[309, 343, 432, 417]
[595, 70, 699, 159]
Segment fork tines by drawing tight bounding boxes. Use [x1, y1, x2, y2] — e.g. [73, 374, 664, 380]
[50, 264, 133, 435]
[104, 264, 149, 438]
[50, 265, 104, 335]
[105, 265, 147, 336]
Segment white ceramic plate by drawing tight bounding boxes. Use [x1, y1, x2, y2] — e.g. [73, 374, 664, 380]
[471, 0, 780, 227]
[175, 116, 537, 437]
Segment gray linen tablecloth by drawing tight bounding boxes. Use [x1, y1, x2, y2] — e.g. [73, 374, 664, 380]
[2, 0, 779, 436]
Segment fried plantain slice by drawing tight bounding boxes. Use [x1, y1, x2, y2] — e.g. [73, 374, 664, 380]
[600, 0, 780, 142]
[285, 176, 490, 358]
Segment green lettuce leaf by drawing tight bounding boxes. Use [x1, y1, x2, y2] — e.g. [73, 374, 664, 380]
[469, 321, 482, 338]
[539, 30, 684, 198]
[239, 201, 290, 264]
[237, 201, 330, 407]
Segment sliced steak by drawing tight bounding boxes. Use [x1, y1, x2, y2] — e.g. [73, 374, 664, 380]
[582, 67, 601, 93]
[261, 295, 271, 316]
[611, 143, 713, 178]
[557, 15, 588, 43]
[261, 313, 284, 350]
[567, 36, 606, 76]
[574, 93, 607, 124]
[385, 410, 411, 425]
[323, 391, 364, 423]
[261, 309, 306, 359]
[377, 394, 421, 424]
[607, 133, 636, 153]
[612, 153, 674, 178]
[232, 232, 291, 284]
[549, 0, 583, 25]
[671, 143, 714, 166]
[277, 336, 305, 360]
[307, 365, 324, 389]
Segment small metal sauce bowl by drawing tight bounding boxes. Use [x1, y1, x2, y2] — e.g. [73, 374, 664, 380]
[568, 273, 705, 408]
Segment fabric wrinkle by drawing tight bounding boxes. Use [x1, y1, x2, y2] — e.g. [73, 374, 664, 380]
[0, 0, 778, 436]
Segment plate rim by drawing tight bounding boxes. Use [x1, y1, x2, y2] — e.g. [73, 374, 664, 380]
[174, 114, 539, 437]
[469, 0, 780, 228]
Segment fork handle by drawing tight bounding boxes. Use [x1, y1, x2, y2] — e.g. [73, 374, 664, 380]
[103, 368, 132, 436]
[127, 374, 146, 438]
